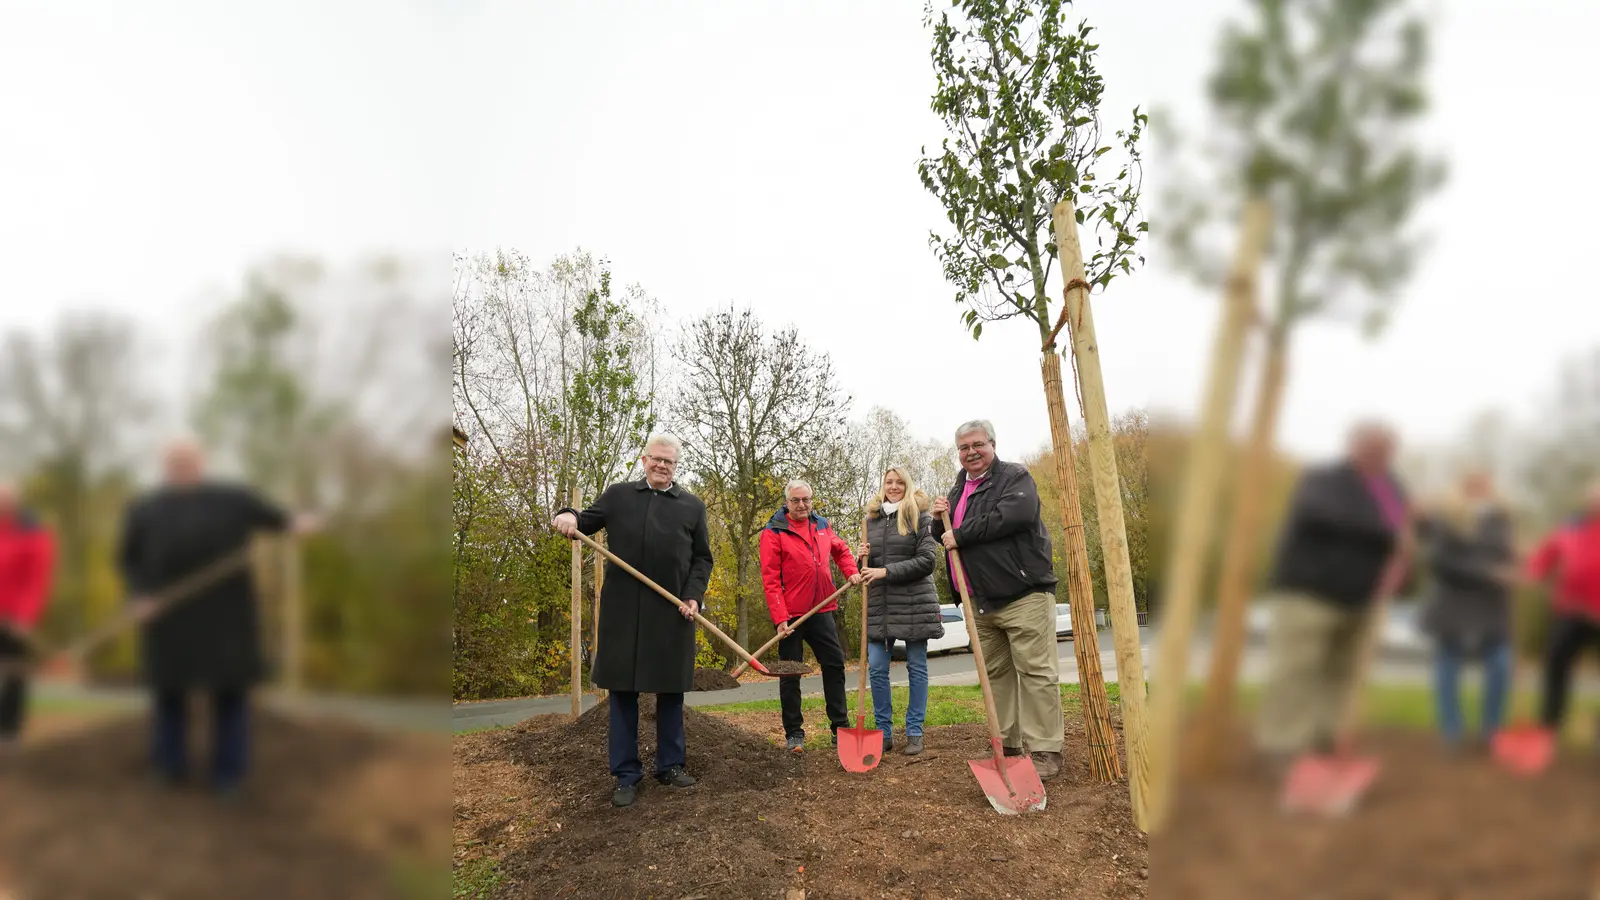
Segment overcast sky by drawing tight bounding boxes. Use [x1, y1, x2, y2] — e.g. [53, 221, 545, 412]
[3, 0, 1595, 466]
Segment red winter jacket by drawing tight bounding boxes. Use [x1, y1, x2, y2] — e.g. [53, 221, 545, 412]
[1526, 514, 1600, 622]
[0, 511, 56, 630]
[758, 508, 859, 624]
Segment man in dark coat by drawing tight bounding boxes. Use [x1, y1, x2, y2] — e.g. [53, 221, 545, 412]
[116, 439, 315, 795]
[929, 419, 1065, 780]
[0, 479, 56, 751]
[552, 434, 713, 809]
[1256, 422, 1412, 765]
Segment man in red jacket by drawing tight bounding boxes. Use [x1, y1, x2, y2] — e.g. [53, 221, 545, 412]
[759, 479, 862, 753]
[1527, 479, 1600, 734]
[0, 479, 56, 748]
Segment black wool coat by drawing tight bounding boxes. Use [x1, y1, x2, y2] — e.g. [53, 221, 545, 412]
[116, 482, 290, 690]
[562, 480, 714, 694]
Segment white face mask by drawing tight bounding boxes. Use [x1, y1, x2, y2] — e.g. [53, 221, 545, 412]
[881, 500, 900, 514]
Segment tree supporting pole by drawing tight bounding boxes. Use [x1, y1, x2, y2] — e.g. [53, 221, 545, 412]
[570, 487, 583, 720]
[1052, 199, 1151, 831]
[592, 534, 605, 697]
[1146, 199, 1271, 832]
[282, 532, 304, 697]
[1041, 352, 1122, 782]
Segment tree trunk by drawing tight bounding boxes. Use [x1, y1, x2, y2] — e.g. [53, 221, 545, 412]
[1145, 200, 1272, 832]
[1191, 328, 1289, 773]
[1052, 200, 1152, 832]
[1040, 352, 1122, 783]
[735, 541, 751, 648]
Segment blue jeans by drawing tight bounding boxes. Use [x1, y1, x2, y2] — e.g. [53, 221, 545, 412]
[1433, 638, 1511, 744]
[867, 640, 929, 739]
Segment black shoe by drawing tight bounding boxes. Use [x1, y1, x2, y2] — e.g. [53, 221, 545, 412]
[655, 766, 697, 788]
[831, 732, 838, 748]
[786, 734, 805, 753]
[612, 782, 639, 807]
[1003, 746, 1024, 757]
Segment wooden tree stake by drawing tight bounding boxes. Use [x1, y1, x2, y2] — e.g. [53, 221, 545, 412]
[592, 533, 605, 697]
[570, 487, 583, 720]
[282, 531, 304, 697]
[1146, 199, 1272, 832]
[1052, 199, 1151, 831]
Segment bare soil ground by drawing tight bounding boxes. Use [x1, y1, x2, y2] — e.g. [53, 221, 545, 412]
[0, 705, 448, 900]
[454, 696, 1146, 900]
[1156, 730, 1600, 899]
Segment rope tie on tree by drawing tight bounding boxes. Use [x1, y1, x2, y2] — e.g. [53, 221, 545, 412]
[1044, 278, 1092, 421]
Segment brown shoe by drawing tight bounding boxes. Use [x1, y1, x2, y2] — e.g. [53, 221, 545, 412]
[1031, 751, 1063, 781]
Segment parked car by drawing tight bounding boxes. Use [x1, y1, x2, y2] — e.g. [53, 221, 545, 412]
[1246, 599, 1429, 655]
[1054, 603, 1073, 638]
[889, 604, 971, 660]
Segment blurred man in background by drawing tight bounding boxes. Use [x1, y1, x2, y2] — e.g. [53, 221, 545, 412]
[116, 439, 316, 797]
[0, 479, 56, 751]
[1256, 423, 1412, 773]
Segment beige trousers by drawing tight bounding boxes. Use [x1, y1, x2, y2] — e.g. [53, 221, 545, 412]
[971, 591, 1064, 754]
[1255, 591, 1370, 755]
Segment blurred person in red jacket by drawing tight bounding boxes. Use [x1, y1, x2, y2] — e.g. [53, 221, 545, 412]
[1526, 479, 1600, 734]
[0, 478, 56, 749]
[759, 479, 862, 753]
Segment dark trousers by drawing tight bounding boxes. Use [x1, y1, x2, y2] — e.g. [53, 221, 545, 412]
[0, 631, 27, 740]
[608, 691, 685, 787]
[1541, 615, 1600, 729]
[152, 687, 250, 788]
[778, 611, 848, 738]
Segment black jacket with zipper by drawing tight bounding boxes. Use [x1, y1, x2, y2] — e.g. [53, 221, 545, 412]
[929, 459, 1058, 615]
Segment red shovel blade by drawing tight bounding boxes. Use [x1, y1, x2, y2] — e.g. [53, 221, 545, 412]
[1492, 724, 1555, 776]
[837, 721, 884, 773]
[969, 755, 1047, 815]
[1281, 753, 1379, 816]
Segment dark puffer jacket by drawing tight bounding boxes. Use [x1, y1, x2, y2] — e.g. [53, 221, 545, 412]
[863, 504, 944, 644]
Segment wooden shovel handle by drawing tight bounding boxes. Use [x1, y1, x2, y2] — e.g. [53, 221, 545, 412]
[857, 521, 870, 722]
[733, 577, 854, 677]
[571, 530, 769, 675]
[941, 511, 1014, 783]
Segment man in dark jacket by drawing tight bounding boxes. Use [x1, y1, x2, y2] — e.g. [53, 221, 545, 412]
[758, 479, 860, 753]
[117, 439, 316, 796]
[0, 479, 56, 750]
[930, 419, 1064, 780]
[552, 434, 714, 808]
[1256, 422, 1412, 763]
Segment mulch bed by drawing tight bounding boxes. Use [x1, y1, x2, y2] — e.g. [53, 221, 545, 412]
[454, 696, 1146, 899]
[1156, 730, 1600, 898]
[0, 707, 448, 900]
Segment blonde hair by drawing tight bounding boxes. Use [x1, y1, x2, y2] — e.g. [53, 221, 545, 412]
[866, 466, 927, 536]
[1427, 471, 1503, 537]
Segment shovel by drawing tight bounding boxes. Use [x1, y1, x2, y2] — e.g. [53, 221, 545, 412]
[1492, 582, 1556, 776]
[570, 531, 813, 679]
[731, 578, 856, 678]
[941, 511, 1046, 815]
[837, 531, 883, 772]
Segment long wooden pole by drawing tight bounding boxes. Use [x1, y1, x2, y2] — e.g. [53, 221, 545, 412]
[283, 532, 304, 697]
[1145, 200, 1272, 832]
[1192, 331, 1289, 772]
[1041, 351, 1121, 782]
[592, 535, 604, 696]
[1052, 199, 1151, 831]
[570, 487, 583, 720]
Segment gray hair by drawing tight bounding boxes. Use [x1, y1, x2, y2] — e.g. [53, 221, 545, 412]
[642, 433, 683, 458]
[785, 479, 813, 497]
[954, 419, 996, 444]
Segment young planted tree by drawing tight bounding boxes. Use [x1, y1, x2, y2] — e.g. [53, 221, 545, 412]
[918, 0, 1147, 789]
[671, 305, 850, 647]
[1160, 0, 1446, 773]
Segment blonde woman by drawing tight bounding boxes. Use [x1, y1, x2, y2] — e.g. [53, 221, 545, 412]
[1416, 469, 1517, 752]
[855, 466, 942, 755]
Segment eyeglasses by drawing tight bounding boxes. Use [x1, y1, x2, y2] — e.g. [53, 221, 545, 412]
[789, 496, 813, 505]
[957, 440, 991, 454]
[644, 454, 678, 468]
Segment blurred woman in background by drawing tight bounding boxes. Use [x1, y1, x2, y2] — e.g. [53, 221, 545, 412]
[856, 466, 941, 756]
[1416, 470, 1518, 753]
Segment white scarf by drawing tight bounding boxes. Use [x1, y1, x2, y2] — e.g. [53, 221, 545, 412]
[881, 500, 900, 515]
